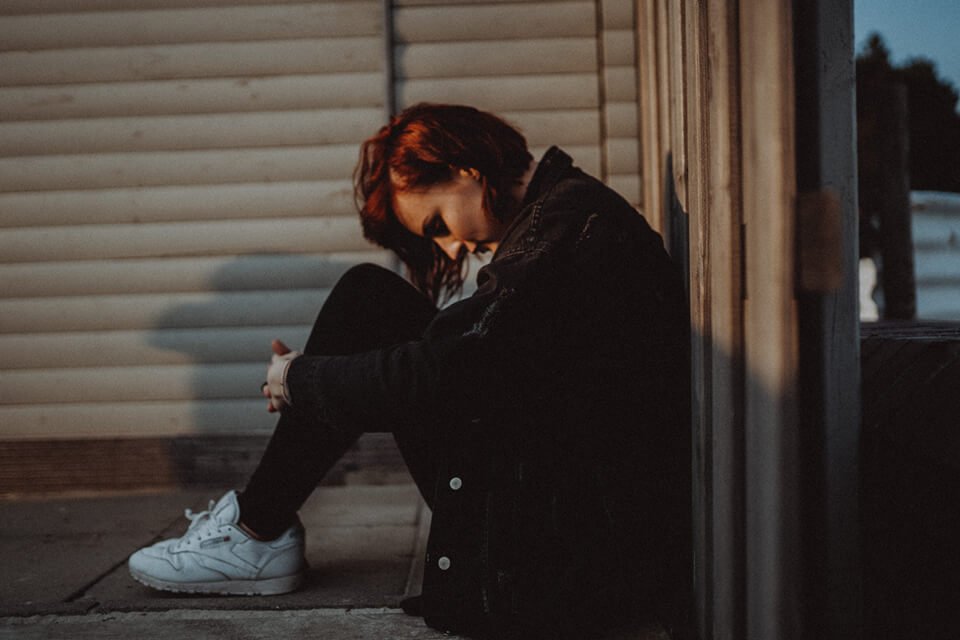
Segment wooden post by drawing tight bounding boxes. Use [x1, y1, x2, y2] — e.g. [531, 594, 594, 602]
[877, 83, 916, 320]
[794, 1, 863, 638]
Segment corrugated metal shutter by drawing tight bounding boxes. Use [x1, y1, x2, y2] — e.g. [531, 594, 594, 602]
[393, 0, 641, 205]
[0, 1, 390, 439]
[0, 0, 643, 448]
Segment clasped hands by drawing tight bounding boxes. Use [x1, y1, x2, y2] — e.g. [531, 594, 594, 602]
[262, 339, 302, 413]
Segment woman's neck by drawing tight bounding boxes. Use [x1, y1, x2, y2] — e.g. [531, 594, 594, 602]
[512, 160, 539, 205]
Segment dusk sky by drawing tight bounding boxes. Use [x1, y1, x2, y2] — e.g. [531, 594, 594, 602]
[855, 0, 960, 93]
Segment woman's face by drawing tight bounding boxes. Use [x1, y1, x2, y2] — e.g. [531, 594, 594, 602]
[392, 169, 509, 259]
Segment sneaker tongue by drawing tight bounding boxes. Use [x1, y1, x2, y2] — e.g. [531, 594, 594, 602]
[210, 490, 240, 525]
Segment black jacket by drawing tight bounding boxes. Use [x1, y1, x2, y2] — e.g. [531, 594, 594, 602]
[287, 148, 691, 637]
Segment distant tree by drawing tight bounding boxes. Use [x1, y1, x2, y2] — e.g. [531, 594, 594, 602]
[856, 34, 897, 258]
[856, 33, 960, 194]
[898, 57, 960, 192]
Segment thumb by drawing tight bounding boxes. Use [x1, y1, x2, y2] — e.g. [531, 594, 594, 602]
[271, 339, 291, 356]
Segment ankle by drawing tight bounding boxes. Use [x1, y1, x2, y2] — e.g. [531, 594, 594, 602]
[237, 520, 270, 541]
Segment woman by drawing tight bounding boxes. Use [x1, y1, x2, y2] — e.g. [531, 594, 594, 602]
[128, 104, 692, 638]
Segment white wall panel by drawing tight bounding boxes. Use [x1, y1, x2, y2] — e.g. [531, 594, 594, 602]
[0, 3, 381, 50]
[395, 0, 558, 5]
[0, 289, 332, 334]
[397, 75, 600, 112]
[0, 109, 384, 156]
[0, 146, 358, 191]
[500, 110, 601, 147]
[2, 364, 263, 404]
[0, 38, 382, 85]
[598, 0, 640, 205]
[0, 400, 271, 439]
[0, 74, 384, 121]
[0, 182, 357, 228]
[0, 253, 388, 298]
[394, 0, 640, 205]
[396, 39, 597, 79]
[0, 217, 368, 263]
[394, 2, 594, 41]
[0, 0, 353, 14]
[0, 1, 387, 439]
[1, 0, 644, 443]
[0, 327, 313, 370]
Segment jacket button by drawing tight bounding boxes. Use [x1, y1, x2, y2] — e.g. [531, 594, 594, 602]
[449, 477, 462, 491]
[438, 556, 451, 571]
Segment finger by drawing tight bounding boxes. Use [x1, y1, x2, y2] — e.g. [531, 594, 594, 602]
[271, 339, 291, 356]
[268, 401, 277, 413]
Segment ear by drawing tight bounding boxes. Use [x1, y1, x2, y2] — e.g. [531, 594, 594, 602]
[458, 167, 482, 181]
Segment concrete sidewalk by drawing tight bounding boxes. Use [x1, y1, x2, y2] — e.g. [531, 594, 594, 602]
[0, 484, 454, 638]
[0, 484, 669, 639]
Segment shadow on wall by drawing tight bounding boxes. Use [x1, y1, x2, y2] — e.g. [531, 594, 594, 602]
[147, 252, 406, 488]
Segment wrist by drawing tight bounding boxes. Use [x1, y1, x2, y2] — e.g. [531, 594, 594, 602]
[266, 350, 302, 410]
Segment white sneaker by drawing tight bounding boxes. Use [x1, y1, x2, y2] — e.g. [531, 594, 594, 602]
[128, 490, 306, 595]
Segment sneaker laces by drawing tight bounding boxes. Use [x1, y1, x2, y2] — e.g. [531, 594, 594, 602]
[175, 499, 223, 549]
[184, 499, 216, 531]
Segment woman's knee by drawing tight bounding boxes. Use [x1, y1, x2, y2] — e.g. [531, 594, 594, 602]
[335, 263, 405, 292]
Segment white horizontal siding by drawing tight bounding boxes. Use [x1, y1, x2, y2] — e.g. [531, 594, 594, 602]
[396, 74, 600, 112]
[0, 327, 313, 370]
[395, 39, 598, 79]
[604, 66, 638, 103]
[0, 74, 385, 122]
[394, 0, 604, 185]
[0, 0, 361, 14]
[2, 364, 266, 404]
[0, 38, 383, 85]
[0, 401, 272, 440]
[395, 0, 562, 5]
[912, 193, 960, 320]
[599, 0, 639, 204]
[0, 182, 357, 228]
[393, 2, 595, 41]
[0, 217, 369, 263]
[0, 289, 333, 334]
[1, 0, 645, 444]
[394, 0, 640, 204]
[0, 253, 388, 298]
[0, 146, 359, 191]
[500, 110, 600, 146]
[0, 108, 384, 156]
[0, 0, 387, 439]
[605, 101, 639, 137]
[0, 3, 381, 50]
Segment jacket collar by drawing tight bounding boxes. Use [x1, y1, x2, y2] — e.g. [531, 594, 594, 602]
[492, 147, 574, 258]
[518, 146, 573, 211]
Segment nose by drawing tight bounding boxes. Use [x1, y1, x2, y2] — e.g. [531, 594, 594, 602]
[435, 238, 463, 261]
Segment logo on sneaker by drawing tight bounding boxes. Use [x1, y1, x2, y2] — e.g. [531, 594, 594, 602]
[199, 536, 231, 548]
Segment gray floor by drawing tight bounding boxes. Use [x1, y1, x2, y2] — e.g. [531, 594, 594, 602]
[0, 484, 669, 639]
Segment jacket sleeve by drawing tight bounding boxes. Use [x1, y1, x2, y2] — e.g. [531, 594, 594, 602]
[282, 251, 544, 430]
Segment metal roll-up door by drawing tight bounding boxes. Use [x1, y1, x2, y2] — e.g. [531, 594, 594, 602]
[0, 1, 390, 442]
[392, 0, 641, 205]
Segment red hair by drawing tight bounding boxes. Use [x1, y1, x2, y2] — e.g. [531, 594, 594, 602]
[355, 103, 532, 303]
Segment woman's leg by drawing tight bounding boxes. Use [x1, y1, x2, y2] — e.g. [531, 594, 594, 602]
[237, 263, 438, 539]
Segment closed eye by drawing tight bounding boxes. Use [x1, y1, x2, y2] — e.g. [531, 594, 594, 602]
[423, 213, 450, 238]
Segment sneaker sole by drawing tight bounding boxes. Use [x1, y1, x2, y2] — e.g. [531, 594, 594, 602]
[129, 567, 305, 596]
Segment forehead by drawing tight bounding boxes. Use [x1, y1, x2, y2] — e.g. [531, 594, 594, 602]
[392, 187, 437, 236]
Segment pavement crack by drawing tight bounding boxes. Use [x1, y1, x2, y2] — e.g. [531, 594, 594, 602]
[62, 556, 126, 606]
[64, 512, 184, 609]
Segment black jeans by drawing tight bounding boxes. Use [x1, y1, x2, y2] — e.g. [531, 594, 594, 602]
[237, 263, 439, 539]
